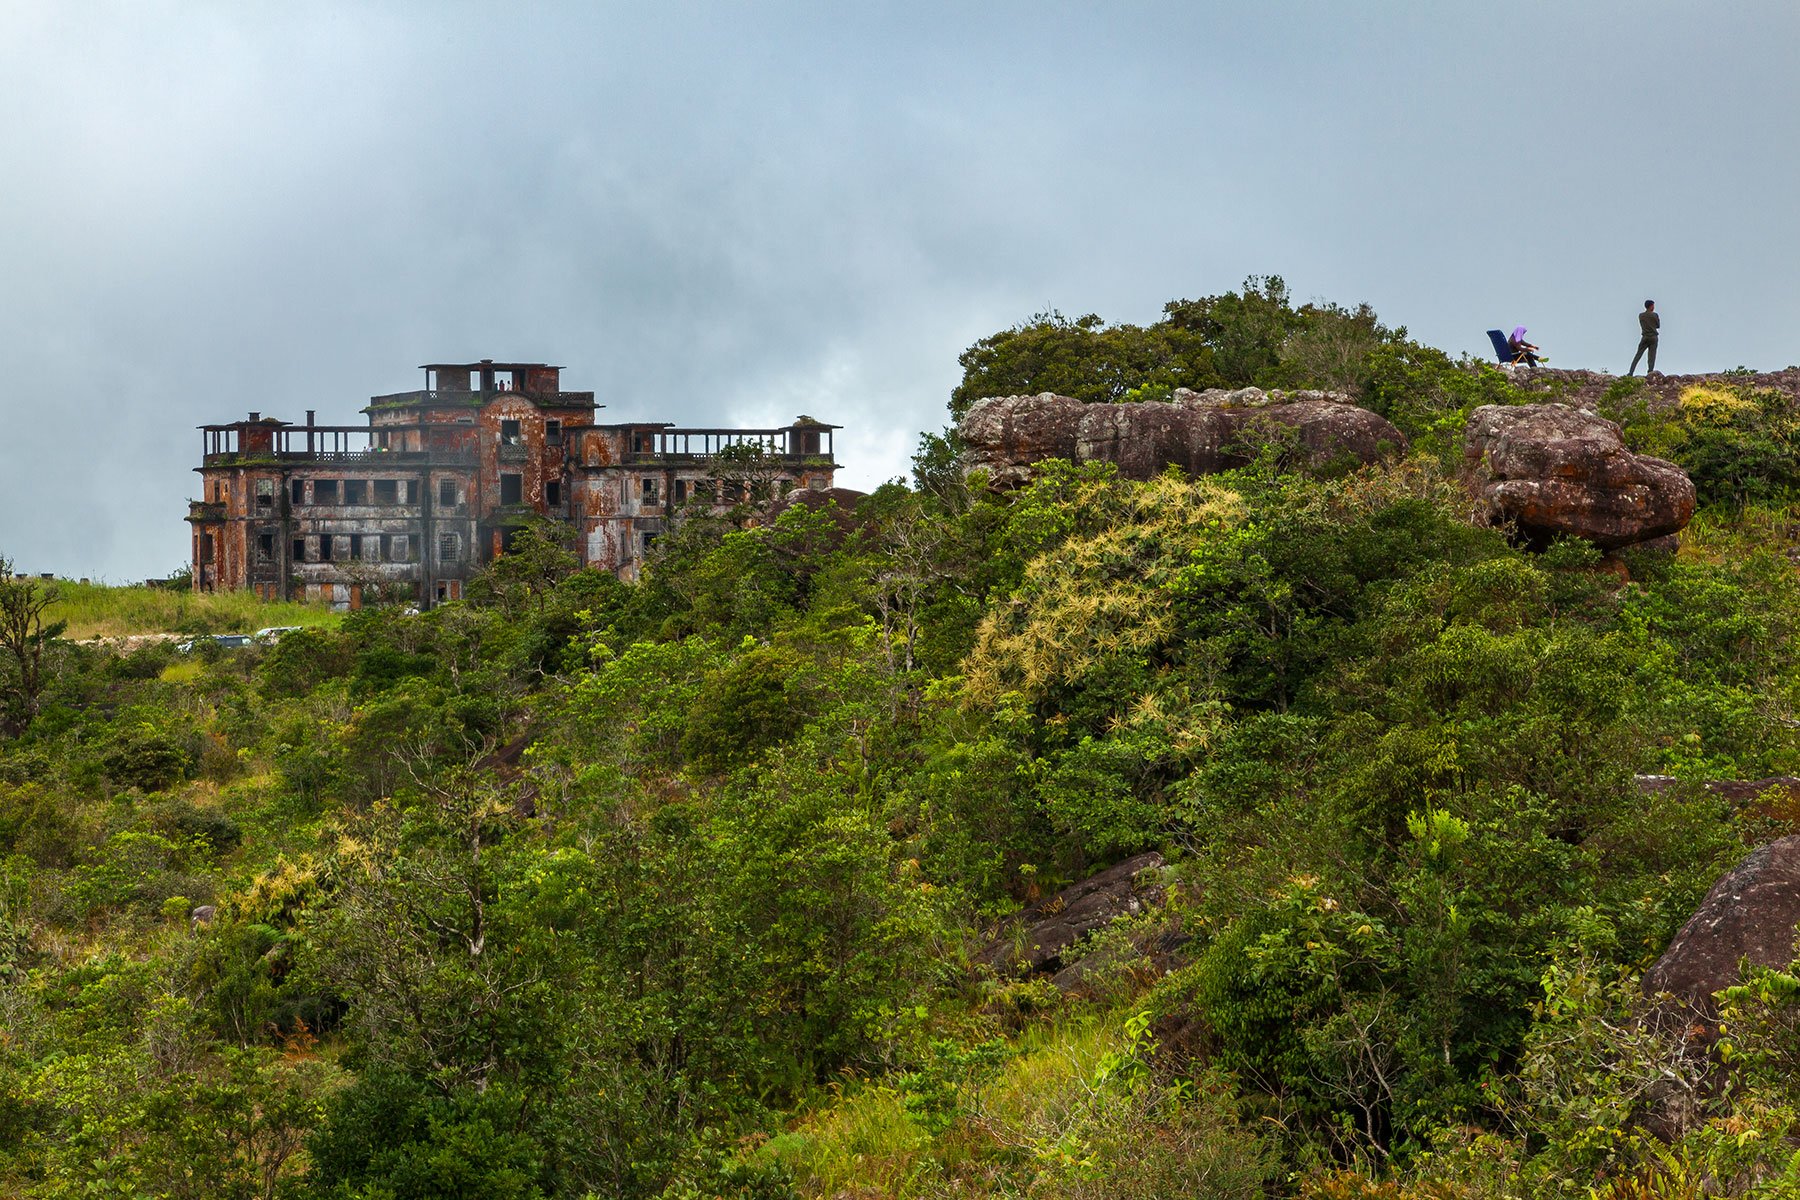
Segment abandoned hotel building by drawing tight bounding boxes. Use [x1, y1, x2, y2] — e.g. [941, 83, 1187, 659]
[188, 360, 839, 608]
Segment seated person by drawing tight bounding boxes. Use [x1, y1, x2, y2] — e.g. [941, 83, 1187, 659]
[1507, 326, 1542, 366]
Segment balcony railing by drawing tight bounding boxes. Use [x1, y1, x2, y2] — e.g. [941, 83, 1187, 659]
[367, 389, 597, 407]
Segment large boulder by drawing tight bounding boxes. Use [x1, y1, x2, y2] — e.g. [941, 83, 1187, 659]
[960, 392, 1087, 487]
[960, 389, 1406, 485]
[1463, 404, 1695, 549]
[975, 852, 1166, 978]
[760, 485, 869, 527]
[1643, 836, 1800, 1017]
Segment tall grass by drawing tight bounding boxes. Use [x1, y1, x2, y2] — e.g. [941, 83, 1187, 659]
[43, 581, 339, 640]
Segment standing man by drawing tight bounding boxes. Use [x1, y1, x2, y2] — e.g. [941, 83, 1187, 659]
[1628, 300, 1660, 376]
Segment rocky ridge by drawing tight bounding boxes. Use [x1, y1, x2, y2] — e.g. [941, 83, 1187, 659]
[960, 388, 1407, 486]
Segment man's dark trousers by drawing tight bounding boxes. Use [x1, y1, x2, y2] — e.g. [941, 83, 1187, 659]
[1629, 335, 1657, 375]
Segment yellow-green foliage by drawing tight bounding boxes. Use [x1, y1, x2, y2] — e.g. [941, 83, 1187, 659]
[157, 661, 204, 685]
[964, 473, 1242, 706]
[756, 1014, 1274, 1200]
[1678, 384, 1756, 426]
[47, 580, 337, 640]
[758, 1084, 934, 1197]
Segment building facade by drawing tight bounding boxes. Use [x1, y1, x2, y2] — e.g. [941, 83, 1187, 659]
[188, 359, 838, 608]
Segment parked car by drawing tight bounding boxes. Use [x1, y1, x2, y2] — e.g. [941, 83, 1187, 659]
[253, 626, 305, 644]
[176, 633, 255, 653]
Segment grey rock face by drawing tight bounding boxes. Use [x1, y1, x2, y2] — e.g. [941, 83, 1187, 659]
[1643, 836, 1800, 1016]
[975, 852, 1166, 978]
[1463, 403, 1696, 549]
[960, 389, 1406, 485]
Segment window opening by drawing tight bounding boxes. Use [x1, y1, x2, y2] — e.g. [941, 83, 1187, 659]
[255, 479, 274, 509]
[319, 534, 334, 560]
[439, 478, 456, 507]
[349, 534, 363, 560]
[545, 480, 561, 506]
[293, 538, 306, 562]
[500, 473, 523, 505]
[439, 533, 460, 563]
[500, 419, 522, 445]
[545, 420, 562, 442]
[674, 478, 688, 504]
[258, 534, 274, 562]
[373, 480, 397, 505]
[292, 479, 306, 504]
[314, 480, 339, 504]
[343, 479, 367, 505]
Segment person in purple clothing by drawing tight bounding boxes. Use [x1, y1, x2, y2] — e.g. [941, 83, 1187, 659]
[1507, 326, 1542, 366]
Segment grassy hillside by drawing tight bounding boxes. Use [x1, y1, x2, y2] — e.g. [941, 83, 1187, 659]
[6, 286, 1800, 1199]
[45, 579, 339, 640]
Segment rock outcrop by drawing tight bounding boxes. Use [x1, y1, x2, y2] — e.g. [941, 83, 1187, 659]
[960, 389, 1406, 486]
[1463, 403, 1696, 549]
[975, 852, 1167, 979]
[1636, 775, 1800, 807]
[1502, 367, 1800, 417]
[762, 485, 868, 521]
[1643, 836, 1800, 1017]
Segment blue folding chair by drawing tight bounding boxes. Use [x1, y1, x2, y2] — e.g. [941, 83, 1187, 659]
[1486, 329, 1519, 363]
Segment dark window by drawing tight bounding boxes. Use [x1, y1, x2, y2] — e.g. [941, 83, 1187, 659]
[500, 473, 522, 505]
[319, 534, 334, 560]
[292, 479, 305, 504]
[402, 480, 415, 504]
[439, 532, 460, 563]
[674, 478, 688, 503]
[500, 528, 519, 554]
[349, 534, 363, 560]
[293, 538, 305, 562]
[436, 581, 450, 602]
[343, 479, 366, 505]
[439, 478, 456, 507]
[641, 477, 658, 504]
[255, 480, 274, 509]
[640, 531, 656, 553]
[500, 419, 521, 445]
[373, 479, 398, 505]
[314, 480, 339, 504]
[257, 534, 274, 562]
[545, 420, 562, 442]
[545, 480, 561, 506]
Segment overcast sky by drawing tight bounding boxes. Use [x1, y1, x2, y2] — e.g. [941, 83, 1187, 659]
[3, 1, 1797, 580]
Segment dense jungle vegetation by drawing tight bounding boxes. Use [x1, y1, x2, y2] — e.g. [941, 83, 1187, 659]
[7, 278, 1800, 1198]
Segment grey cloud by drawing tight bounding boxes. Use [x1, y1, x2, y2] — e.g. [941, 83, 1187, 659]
[3, 2, 1798, 578]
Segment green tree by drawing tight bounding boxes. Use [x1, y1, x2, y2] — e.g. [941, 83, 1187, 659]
[471, 518, 582, 615]
[0, 558, 64, 737]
